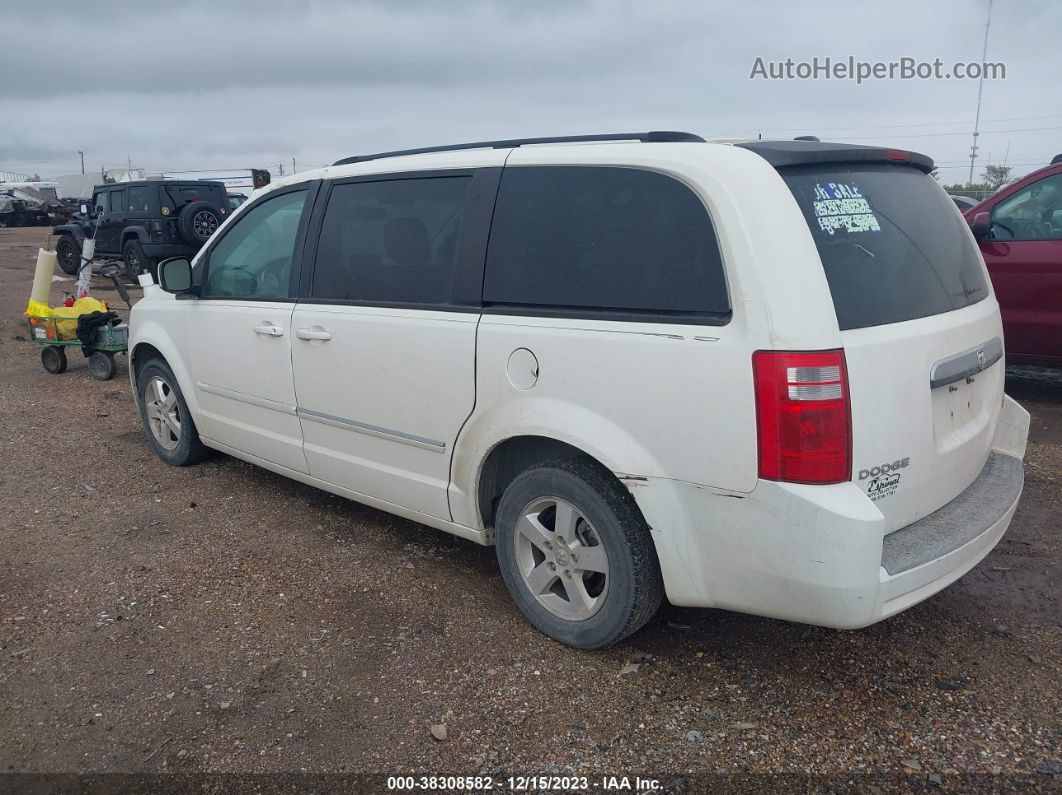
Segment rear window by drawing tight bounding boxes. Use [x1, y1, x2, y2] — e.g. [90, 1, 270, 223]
[484, 166, 729, 318]
[160, 183, 225, 211]
[780, 164, 988, 330]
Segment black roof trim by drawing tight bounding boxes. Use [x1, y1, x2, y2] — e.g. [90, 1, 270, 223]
[97, 179, 227, 188]
[736, 140, 935, 174]
[332, 131, 705, 166]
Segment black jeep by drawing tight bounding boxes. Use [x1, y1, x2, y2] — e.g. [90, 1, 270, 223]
[53, 180, 230, 277]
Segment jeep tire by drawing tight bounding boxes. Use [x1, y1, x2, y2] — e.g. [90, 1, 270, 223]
[177, 202, 220, 245]
[123, 238, 156, 280]
[56, 235, 81, 275]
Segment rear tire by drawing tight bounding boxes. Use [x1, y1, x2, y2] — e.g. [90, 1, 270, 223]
[56, 235, 80, 275]
[123, 238, 156, 280]
[494, 458, 664, 649]
[87, 351, 116, 381]
[136, 358, 213, 466]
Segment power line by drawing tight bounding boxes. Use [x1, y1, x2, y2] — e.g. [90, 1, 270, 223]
[709, 113, 1062, 141]
[840, 124, 1062, 140]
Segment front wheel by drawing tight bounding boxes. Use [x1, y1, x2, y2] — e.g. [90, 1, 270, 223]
[56, 235, 81, 275]
[136, 359, 213, 466]
[41, 346, 68, 374]
[495, 459, 664, 649]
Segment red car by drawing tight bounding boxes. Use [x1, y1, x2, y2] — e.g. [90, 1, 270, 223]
[964, 157, 1062, 365]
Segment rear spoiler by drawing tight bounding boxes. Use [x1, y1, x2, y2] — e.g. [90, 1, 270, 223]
[736, 140, 934, 174]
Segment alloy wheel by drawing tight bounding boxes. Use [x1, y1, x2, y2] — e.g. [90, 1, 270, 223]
[143, 376, 181, 450]
[192, 210, 218, 238]
[514, 496, 610, 620]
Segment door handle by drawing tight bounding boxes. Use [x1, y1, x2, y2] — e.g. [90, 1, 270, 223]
[295, 326, 333, 341]
[253, 322, 285, 337]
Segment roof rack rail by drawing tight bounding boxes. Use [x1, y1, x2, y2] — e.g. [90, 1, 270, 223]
[332, 131, 704, 166]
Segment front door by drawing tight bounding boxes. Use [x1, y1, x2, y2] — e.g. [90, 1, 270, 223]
[96, 187, 125, 255]
[980, 172, 1062, 363]
[291, 170, 497, 520]
[183, 184, 315, 473]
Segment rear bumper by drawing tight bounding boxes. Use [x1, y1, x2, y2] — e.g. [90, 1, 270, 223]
[629, 396, 1029, 628]
[876, 451, 1022, 620]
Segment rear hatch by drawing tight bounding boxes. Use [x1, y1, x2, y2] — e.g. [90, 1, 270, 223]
[775, 156, 1003, 532]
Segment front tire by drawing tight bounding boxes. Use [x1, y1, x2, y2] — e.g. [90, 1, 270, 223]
[56, 235, 81, 275]
[495, 459, 664, 649]
[136, 358, 213, 466]
[41, 346, 68, 374]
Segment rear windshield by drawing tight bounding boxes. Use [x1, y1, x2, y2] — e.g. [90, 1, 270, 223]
[780, 164, 988, 330]
[160, 183, 225, 211]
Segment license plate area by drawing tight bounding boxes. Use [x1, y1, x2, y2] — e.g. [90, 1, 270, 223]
[932, 373, 993, 452]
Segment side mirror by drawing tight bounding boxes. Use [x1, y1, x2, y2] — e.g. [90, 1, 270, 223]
[969, 211, 991, 241]
[79, 203, 88, 215]
[158, 257, 194, 293]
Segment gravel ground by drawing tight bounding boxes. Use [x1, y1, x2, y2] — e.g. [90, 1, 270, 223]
[0, 226, 1058, 791]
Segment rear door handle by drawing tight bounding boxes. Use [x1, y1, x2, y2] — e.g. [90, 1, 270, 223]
[253, 322, 285, 337]
[296, 326, 333, 341]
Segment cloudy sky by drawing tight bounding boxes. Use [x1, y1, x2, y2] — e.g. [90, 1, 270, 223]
[2, 0, 1059, 184]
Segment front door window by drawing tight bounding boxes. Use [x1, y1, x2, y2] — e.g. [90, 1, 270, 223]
[204, 189, 308, 299]
[991, 174, 1062, 241]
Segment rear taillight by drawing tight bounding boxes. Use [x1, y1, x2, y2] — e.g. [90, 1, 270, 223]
[752, 349, 852, 485]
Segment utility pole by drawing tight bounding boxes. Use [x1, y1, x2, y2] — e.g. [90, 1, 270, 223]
[292, 157, 296, 174]
[127, 155, 132, 171]
[968, 0, 994, 186]
[277, 161, 285, 176]
[78, 150, 84, 175]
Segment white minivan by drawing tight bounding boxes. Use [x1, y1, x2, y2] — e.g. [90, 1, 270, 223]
[129, 132, 1030, 648]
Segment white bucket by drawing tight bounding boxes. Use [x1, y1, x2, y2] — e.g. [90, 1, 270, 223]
[30, 249, 57, 305]
[77, 238, 95, 298]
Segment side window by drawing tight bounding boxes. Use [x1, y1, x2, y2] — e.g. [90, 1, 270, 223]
[204, 189, 308, 299]
[109, 190, 126, 214]
[92, 192, 108, 214]
[992, 173, 1062, 241]
[127, 185, 150, 215]
[483, 166, 729, 316]
[310, 176, 472, 304]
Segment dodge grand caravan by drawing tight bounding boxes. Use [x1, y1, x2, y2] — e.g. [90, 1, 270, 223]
[129, 132, 1030, 649]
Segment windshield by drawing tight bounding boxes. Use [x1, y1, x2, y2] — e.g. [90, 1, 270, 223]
[780, 163, 988, 330]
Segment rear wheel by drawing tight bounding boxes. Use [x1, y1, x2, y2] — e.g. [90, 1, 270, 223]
[41, 346, 67, 374]
[123, 238, 156, 280]
[56, 235, 80, 275]
[136, 358, 213, 466]
[494, 459, 664, 649]
[87, 350, 116, 381]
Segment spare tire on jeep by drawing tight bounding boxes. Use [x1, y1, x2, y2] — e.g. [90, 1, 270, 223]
[177, 201, 221, 245]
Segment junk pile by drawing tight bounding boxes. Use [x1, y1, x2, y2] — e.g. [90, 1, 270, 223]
[0, 186, 73, 227]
